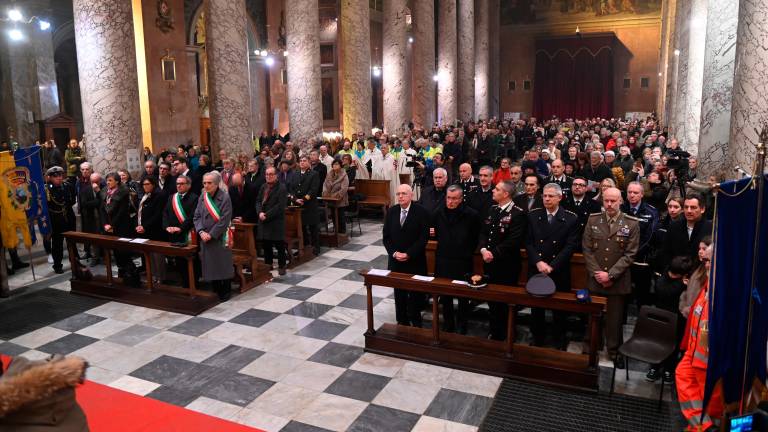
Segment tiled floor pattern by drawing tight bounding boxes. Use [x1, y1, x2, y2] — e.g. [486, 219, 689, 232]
[1, 219, 671, 431]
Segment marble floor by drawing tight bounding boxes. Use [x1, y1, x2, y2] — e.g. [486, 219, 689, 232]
[0, 219, 673, 431]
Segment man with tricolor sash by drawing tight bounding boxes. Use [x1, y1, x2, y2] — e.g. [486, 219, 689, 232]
[163, 174, 198, 288]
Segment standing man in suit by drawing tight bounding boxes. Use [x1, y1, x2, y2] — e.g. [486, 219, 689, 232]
[479, 180, 527, 340]
[228, 173, 257, 223]
[660, 193, 712, 267]
[156, 162, 175, 198]
[417, 167, 448, 215]
[292, 156, 321, 255]
[383, 184, 430, 327]
[432, 185, 480, 334]
[467, 166, 495, 221]
[545, 159, 573, 200]
[513, 174, 543, 212]
[563, 176, 601, 251]
[163, 174, 198, 287]
[582, 187, 639, 367]
[621, 181, 658, 308]
[256, 167, 288, 275]
[526, 183, 579, 349]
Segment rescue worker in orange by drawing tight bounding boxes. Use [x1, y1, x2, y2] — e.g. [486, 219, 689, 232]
[676, 244, 723, 431]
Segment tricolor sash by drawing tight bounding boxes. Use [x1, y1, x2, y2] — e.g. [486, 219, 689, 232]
[172, 193, 193, 243]
[203, 191, 233, 248]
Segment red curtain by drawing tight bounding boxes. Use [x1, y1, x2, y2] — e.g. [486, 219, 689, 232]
[532, 35, 614, 120]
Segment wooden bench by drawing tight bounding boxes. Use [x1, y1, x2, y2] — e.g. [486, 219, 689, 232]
[425, 240, 587, 292]
[360, 270, 606, 390]
[231, 222, 273, 292]
[63, 231, 218, 315]
[285, 206, 313, 268]
[354, 179, 390, 218]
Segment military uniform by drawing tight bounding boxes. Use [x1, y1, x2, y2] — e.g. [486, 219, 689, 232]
[478, 201, 527, 340]
[582, 211, 639, 358]
[466, 185, 494, 221]
[455, 176, 481, 202]
[525, 207, 579, 347]
[46, 173, 76, 273]
[545, 174, 573, 200]
[620, 201, 658, 308]
[563, 194, 601, 251]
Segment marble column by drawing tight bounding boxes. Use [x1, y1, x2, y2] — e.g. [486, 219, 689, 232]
[682, 0, 708, 156]
[656, 0, 676, 124]
[697, 0, 738, 176]
[382, 0, 409, 136]
[285, 0, 322, 147]
[411, 0, 436, 129]
[727, 0, 768, 174]
[457, 0, 474, 122]
[248, 55, 267, 135]
[73, 0, 142, 173]
[437, 0, 458, 125]
[474, 1, 490, 121]
[670, 0, 692, 143]
[205, 0, 252, 157]
[32, 31, 59, 121]
[340, 0, 372, 136]
[489, 0, 501, 118]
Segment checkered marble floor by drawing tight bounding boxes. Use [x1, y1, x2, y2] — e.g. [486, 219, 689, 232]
[1, 219, 671, 431]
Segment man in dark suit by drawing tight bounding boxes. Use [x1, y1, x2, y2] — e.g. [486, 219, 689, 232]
[256, 167, 288, 275]
[621, 181, 659, 308]
[162, 174, 198, 287]
[432, 184, 480, 334]
[228, 172, 257, 223]
[79, 172, 104, 266]
[310, 149, 328, 192]
[383, 184, 430, 327]
[513, 174, 543, 212]
[526, 183, 579, 349]
[156, 162, 175, 198]
[479, 180, 527, 340]
[563, 176, 601, 251]
[545, 159, 573, 200]
[660, 193, 712, 267]
[467, 165, 494, 220]
[417, 167, 448, 215]
[292, 156, 321, 255]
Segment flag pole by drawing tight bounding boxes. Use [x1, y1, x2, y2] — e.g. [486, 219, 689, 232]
[739, 124, 767, 414]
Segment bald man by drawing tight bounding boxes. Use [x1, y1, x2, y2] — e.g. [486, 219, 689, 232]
[383, 184, 431, 327]
[582, 187, 640, 367]
[455, 163, 480, 202]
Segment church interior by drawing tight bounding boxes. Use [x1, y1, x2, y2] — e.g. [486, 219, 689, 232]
[1, 0, 767, 431]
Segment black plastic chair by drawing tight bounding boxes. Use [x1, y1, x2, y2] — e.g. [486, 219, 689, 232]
[610, 306, 678, 409]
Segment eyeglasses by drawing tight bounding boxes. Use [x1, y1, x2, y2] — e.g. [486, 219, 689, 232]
[176, 182, 188, 186]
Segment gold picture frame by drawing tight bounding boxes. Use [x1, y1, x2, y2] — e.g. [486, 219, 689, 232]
[162, 50, 176, 82]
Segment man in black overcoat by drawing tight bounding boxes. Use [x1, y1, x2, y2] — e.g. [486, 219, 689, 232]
[162, 174, 199, 287]
[292, 156, 321, 255]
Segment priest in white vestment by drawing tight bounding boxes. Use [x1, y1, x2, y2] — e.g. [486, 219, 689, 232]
[371, 143, 400, 205]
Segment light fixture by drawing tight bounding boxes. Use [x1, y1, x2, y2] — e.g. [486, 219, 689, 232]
[408, 36, 413, 43]
[8, 9, 22, 21]
[658, 72, 662, 76]
[38, 20, 50, 30]
[283, 51, 288, 57]
[674, 49, 680, 56]
[265, 56, 275, 66]
[8, 29, 22, 40]
[433, 74, 439, 82]
[260, 50, 268, 57]
[254, 50, 259, 55]
[372, 66, 381, 77]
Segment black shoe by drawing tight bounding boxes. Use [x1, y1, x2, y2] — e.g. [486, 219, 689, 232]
[278, 267, 287, 276]
[12, 261, 29, 270]
[53, 268, 64, 274]
[662, 370, 673, 383]
[6, 266, 14, 275]
[646, 367, 660, 382]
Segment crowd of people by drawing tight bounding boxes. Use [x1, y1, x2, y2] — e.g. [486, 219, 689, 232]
[3, 114, 720, 429]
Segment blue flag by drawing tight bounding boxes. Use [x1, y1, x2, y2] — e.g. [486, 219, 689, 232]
[13, 146, 51, 243]
[705, 175, 768, 410]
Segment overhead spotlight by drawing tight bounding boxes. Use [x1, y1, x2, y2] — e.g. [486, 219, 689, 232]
[658, 72, 662, 76]
[283, 51, 288, 57]
[372, 66, 381, 77]
[260, 50, 268, 57]
[408, 36, 413, 43]
[38, 20, 51, 31]
[8, 9, 23, 21]
[265, 56, 275, 66]
[433, 74, 439, 82]
[8, 29, 23, 41]
[254, 50, 259, 55]
[674, 49, 680, 56]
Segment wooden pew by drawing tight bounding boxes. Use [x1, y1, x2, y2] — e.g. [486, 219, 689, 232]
[285, 206, 313, 268]
[63, 231, 218, 315]
[354, 179, 390, 218]
[231, 222, 273, 292]
[360, 270, 606, 390]
[425, 240, 587, 292]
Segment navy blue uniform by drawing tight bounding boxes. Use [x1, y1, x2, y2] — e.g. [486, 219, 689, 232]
[621, 201, 659, 307]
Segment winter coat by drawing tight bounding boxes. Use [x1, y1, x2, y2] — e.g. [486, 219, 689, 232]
[193, 188, 234, 281]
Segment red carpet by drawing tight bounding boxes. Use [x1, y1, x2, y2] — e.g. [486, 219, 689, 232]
[2, 355, 263, 432]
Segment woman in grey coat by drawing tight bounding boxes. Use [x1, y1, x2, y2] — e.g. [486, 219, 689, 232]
[193, 170, 234, 301]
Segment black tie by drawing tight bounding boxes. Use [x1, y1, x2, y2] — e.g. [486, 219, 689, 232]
[631, 207, 637, 216]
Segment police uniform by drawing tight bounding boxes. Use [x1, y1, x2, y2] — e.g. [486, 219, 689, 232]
[581, 211, 639, 359]
[620, 201, 658, 308]
[455, 176, 480, 202]
[466, 185, 494, 221]
[46, 167, 76, 273]
[478, 200, 527, 340]
[563, 194, 601, 251]
[546, 174, 573, 200]
[525, 206, 579, 348]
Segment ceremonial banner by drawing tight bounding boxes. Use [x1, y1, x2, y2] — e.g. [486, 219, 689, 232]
[705, 175, 768, 410]
[14, 146, 51, 244]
